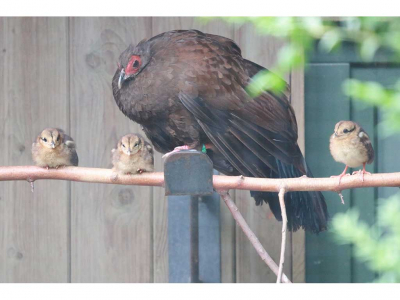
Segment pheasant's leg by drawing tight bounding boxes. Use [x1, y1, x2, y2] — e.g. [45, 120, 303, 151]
[162, 144, 213, 159]
[331, 165, 349, 185]
[162, 145, 192, 158]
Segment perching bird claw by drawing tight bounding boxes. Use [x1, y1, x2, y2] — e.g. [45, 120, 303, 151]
[162, 145, 191, 159]
[352, 163, 372, 182]
[330, 173, 350, 185]
[330, 165, 350, 185]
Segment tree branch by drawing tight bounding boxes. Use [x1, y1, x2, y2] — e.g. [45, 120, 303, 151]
[218, 190, 292, 283]
[2, 166, 398, 283]
[277, 187, 287, 283]
[0, 166, 165, 186]
[0, 166, 293, 283]
[1, 166, 399, 193]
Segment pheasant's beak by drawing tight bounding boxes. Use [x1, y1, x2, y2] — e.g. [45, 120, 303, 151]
[118, 68, 126, 90]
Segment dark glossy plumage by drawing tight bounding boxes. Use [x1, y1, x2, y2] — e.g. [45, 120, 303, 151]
[112, 30, 328, 233]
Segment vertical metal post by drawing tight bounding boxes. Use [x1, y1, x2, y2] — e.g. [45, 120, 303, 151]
[198, 191, 221, 283]
[165, 151, 220, 283]
[190, 196, 200, 283]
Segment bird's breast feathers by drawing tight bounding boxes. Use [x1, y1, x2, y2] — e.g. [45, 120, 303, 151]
[330, 134, 369, 167]
[32, 143, 75, 167]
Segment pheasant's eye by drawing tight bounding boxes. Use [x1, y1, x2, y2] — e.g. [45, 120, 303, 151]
[126, 55, 142, 75]
[343, 129, 349, 133]
[42, 137, 47, 142]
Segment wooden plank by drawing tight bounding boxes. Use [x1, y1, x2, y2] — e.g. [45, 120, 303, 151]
[220, 190, 236, 283]
[0, 17, 69, 282]
[290, 69, 306, 283]
[233, 24, 292, 283]
[152, 155, 168, 282]
[305, 63, 352, 283]
[0, 17, 5, 281]
[69, 17, 154, 282]
[151, 17, 236, 283]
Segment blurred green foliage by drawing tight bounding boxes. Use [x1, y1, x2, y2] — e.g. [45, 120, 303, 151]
[332, 193, 400, 283]
[205, 17, 400, 134]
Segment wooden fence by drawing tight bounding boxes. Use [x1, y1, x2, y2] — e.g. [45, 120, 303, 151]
[0, 17, 304, 282]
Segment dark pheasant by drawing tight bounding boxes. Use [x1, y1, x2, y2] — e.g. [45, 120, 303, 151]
[112, 29, 328, 233]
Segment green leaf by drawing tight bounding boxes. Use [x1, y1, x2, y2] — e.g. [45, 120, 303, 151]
[360, 36, 380, 61]
[319, 29, 342, 53]
[245, 70, 286, 97]
[302, 17, 324, 37]
[277, 44, 305, 72]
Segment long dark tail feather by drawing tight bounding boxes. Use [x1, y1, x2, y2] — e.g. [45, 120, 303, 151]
[178, 94, 328, 233]
[251, 159, 329, 233]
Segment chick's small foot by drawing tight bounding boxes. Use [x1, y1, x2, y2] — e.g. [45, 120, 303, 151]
[331, 166, 350, 185]
[162, 145, 192, 158]
[331, 173, 350, 185]
[352, 169, 372, 182]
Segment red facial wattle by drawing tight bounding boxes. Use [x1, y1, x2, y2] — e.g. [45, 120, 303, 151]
[125, 55, 142, 76]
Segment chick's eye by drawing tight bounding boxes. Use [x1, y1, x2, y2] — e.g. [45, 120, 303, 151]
[57, 136, 60, 141]
[343, 129, 349, 133]
[42, 137, 47, 142]
[134, 143, 139, 148]
[122, 144, 125, 148]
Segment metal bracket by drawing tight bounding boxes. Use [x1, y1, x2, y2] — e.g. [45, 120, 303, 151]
[164, 150, 213, 196]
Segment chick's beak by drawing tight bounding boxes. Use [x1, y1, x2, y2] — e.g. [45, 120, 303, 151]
[50, 142, 55, 148]
[126, 149, 131, 156]
[118, 68, 126, 90]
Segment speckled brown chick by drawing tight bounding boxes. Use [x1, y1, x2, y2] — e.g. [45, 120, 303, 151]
[32, 128, 79, 169]
[112, 134, 154, 174]
[330, 121, 374, 183]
